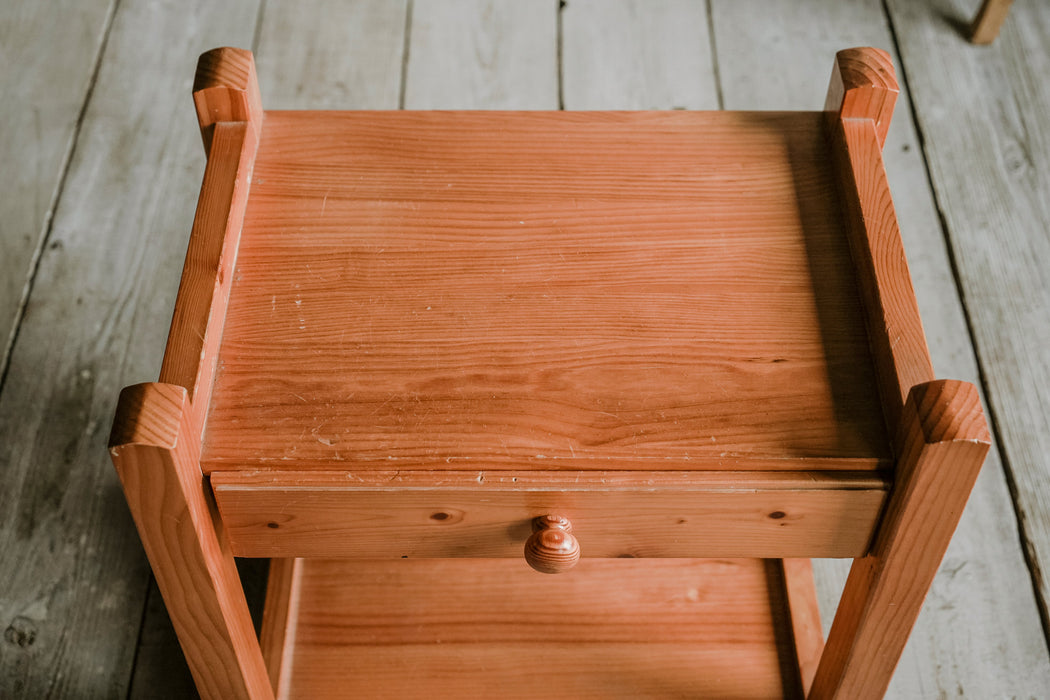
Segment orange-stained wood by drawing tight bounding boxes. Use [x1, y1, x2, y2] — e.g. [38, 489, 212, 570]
[270, 558, 804, 699]
[829, 118, 933, 438]
[809, 380, 990, 699]
[825, 47, 932, 440]
[523, 514, 581, 573]
[108, 383, 272, 700]
[158, 119, 256, 442]
[210, 470, 887, 559]
[824, 47, 898, 149]
[194, 46, 263, 151]
[259, 558, 301, 698]
[782, 558, 825, 696]
[111, 46, 989, 700]
[202, 110, 890, 473]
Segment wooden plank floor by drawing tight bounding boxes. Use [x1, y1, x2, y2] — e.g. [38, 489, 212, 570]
[2, 0, 1049, 697]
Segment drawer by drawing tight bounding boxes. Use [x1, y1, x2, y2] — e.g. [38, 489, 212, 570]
[212, 469, 887, 560]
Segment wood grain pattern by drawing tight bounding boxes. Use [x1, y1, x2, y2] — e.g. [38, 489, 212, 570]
[108, 383, 272, 700]
[275, 558, 802, 699]
[826, 47, 933, 437]
[126, 46, 262, 700]
[810, 380, 990, 699]
[970, 0, 1014, 44]
[108, 39, 991, 700]
[158, 47, 263, 421]
[193, 46, 263, 150]
[128, 5, 411, 696]
[563, 15, 819, 696]
[7, 2, 1040, 693]
[159, 111, 257, 442]
[710, 4, 1050, 695]
[782, 558, 823, 696]
[211, 469, 886, 559]
[523, 515, 581, 573]
[829, 116, 933, 436]
[259, 558, 301, 698]
[824, 47, 898, 149]
[203, 110, 889, 472]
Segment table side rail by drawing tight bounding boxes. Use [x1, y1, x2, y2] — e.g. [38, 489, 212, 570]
[157, 119, 258, 442]
[830, 117, 934, 438]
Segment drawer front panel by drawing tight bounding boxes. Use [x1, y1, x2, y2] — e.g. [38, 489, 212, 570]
[212, 470, 887, 559]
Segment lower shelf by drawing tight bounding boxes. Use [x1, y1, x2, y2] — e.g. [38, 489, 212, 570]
[260, 558, 822, 699]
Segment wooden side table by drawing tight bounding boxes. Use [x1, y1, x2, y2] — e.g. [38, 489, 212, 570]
[109, 46, 990, 699]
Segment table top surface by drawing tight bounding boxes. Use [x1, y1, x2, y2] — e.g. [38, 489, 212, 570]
[200, 110, 890, 473]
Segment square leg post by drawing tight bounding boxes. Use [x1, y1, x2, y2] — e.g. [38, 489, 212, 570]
[809, 381, 990, 699]
[819, 49, 991, 698]
[110, 384, 273, 700]
[109, 47, 268, 700]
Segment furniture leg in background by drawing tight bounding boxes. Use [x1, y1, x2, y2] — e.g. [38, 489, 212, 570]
[971, 0, 1013, 43]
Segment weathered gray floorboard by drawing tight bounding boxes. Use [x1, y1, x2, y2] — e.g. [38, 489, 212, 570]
[129, 560, 270, 700]
[0, 0, 114, 383]
[0, 0, 260, 696]
[887, 0, 1050, 661]
[254, 0, 408, 110]
[711, 0, 1050, 695]
[562, 0, 719, 111]
[123, 581, 198, 700]
[125, 2, 410, 696]
[404, 0, 558, 109]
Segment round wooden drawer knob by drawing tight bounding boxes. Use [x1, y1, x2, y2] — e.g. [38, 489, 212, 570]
[524, 515, 580, 574]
